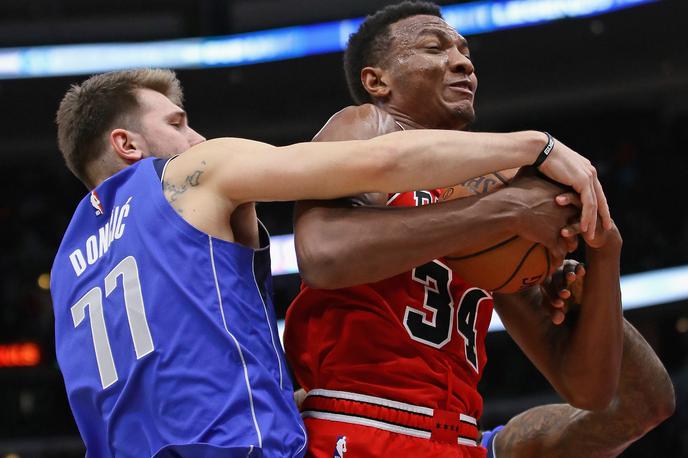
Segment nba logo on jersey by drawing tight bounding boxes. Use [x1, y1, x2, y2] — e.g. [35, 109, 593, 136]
[333, 435, 347, 457]
[90, 191, 104, 216]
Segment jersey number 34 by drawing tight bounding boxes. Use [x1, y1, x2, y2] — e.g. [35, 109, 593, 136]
[403, 260, 489, 373]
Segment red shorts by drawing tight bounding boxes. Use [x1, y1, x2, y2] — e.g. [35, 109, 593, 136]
[302, 389, 486, 458]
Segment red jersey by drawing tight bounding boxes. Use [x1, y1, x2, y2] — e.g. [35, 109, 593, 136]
[284, 189, 494, 421]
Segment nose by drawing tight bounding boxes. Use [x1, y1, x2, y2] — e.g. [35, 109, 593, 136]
[189, 128, 206, 146]
[447, 47, 474, 76]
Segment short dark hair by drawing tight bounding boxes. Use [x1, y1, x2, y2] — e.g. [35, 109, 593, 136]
[56, 69, 183, 186]
[344, 1, 442, 105]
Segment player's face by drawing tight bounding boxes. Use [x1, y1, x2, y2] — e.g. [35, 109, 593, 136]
[134, 88, 206, 158]
[383, 15, 477, 129]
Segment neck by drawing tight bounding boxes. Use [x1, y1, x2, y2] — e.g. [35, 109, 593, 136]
[86, 155, 128, 189]
[377, 102, 467, 131]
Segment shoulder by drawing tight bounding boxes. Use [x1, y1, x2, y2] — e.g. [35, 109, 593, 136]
[161, 137, 273, 203]
[168, 138, 272, 175]
[313, 104, 399, 142]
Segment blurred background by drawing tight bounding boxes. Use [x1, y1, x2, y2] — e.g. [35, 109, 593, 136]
[0, 0, 686, 456]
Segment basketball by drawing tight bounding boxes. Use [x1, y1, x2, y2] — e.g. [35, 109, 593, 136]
[441, 168, 550, 294]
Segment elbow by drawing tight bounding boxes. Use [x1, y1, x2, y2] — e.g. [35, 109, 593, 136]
[621, 368, 675, 435]
[296, 239, 346, 290]
[611, 384, 675, 444]
[658, 384, 677, 422]
[644, 377, 676, 428]
[299, 262, 340, 290]
[636, 392, 676, 437]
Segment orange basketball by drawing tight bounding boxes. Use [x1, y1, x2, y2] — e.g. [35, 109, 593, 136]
[441, 168, 550, 294]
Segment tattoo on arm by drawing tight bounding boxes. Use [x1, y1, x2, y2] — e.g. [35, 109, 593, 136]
[498, 405, 571, 457]
[162, 161, 206, 214]
[462, 174, 500, 195]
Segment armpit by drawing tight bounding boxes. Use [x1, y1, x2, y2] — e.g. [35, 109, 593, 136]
[348, 192, 388, 207]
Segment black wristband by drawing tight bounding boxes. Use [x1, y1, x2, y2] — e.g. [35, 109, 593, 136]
[532, 132, 555, 169]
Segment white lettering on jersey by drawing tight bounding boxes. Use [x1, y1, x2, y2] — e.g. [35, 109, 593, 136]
[69, 197, 133, 277]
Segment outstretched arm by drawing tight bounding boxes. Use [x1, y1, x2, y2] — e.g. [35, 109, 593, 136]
[169, 103, 605, 220]
[493, 320, 675, 458]
[493, 222, 624, 411]
[170, 124, 551, 205]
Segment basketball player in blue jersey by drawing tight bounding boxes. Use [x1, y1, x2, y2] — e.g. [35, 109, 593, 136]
[51, 68, 607, 457]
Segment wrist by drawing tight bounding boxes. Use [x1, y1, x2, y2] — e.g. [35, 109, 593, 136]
[514, 130, 548, 166]
[532, 132, 555, 169]
[588, 236, 623, 257]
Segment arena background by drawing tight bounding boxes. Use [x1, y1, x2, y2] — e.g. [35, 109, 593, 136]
[1, 0, 686, 456]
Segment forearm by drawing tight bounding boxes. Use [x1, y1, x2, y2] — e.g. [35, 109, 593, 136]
[495, 242, 624, 409]
[496, 403, 620, 458]
[296, 196, 514, 289]
[556, 242, 623, 408]
[203, 130, 546, 204]
[369, 130, 545, 193]
[494, 291, 581, 405]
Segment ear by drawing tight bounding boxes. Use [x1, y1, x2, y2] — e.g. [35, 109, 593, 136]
[109, 128, 144, 164]
[361, 66, 391, 100]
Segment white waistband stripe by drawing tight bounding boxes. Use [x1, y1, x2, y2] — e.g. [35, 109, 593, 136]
[307, 389, 434, 416]
[460, 413, 478, 426]
[302, 410, 431, 439]
[306, 389, 477, 425]
[459, 437, 478, 447]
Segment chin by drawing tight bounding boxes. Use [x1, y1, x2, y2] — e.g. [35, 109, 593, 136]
[450, 105, 475, 129]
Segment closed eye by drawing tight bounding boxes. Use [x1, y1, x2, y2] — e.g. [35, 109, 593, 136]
[167, 110, 188, 128]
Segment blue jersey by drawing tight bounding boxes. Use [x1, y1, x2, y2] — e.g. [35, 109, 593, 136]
[51, 158, 306, 457]
[481, 425, 504, 458]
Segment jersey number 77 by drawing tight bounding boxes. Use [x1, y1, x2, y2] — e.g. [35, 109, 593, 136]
[70, 256, 155, 389]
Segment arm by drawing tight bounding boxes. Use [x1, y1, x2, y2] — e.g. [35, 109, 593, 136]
[296, 173, 577, 288]
[494, 320, 675, 458]
[295, 106, 581, 288]
[170, 125, 547, 205]
[493, 224, 624, 410]
[168, 104, 605, 215]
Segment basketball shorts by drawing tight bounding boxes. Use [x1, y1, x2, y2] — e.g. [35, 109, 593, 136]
[301, 389, 486, 458]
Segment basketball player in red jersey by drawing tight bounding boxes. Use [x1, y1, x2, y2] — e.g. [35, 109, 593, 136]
[284, 2, 623, 457]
